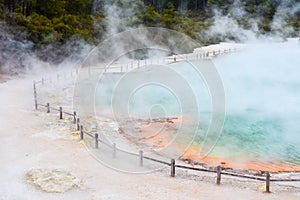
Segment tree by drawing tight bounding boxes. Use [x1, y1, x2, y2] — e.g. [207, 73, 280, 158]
[3, 0, 16, 12]
[0, 0, 3, 15]
[35, 0, 66, 19]
[20, 0, 33, 17]
[65, 0, 93, 16]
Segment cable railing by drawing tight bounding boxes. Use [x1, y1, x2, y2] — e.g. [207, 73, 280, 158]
[84, 48, 238, 74]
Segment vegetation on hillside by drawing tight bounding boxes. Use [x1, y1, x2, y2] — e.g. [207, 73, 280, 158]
[0, 1, 299, 50]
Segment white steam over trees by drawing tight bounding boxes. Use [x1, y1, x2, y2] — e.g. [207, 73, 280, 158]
[0, 0, 299, 72]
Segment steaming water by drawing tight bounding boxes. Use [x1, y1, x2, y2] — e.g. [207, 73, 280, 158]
[208, 39, 300, 167]
[95, 39, 300, 169]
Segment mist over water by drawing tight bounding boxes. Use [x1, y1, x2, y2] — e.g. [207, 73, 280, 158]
[205, 39, 300, 166]
[95, 39, 300, 168]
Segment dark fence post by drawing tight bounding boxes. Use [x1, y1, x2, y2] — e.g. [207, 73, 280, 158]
[171, 159, 175, 177]
[80, 125, 84, 140]
[42, 78, 44, 85]
[57, 74, 60, 80]
[113, 143, 116, 158]
[216, 166, 221, 185]
[266, 172, 271, 193]
[139, 150, 143, 167]
[73, 112, 76, 124]
[59, 107, 63, 119]
[33, 81, 38, 110]
[77, 118, 80, 131]
[46, 103, 50, 113]
[95, 133, 99, 149]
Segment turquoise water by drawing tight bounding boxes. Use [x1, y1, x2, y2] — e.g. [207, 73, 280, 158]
[95, 41, 300, 167]
[197, 112, 300, 165]
[198, 42, 300, 166]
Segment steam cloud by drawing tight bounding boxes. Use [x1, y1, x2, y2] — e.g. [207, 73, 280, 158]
[1, 0, 300, 74]
[205, 0, 300, 43]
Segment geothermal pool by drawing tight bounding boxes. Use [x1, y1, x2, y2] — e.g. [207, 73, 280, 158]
[208, 40, 300, 170]
[95, 39, 300, 171]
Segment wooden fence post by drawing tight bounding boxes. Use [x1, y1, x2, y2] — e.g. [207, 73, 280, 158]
[57, 74, 59, 80]
[80, 125, 84, 140]
[216, 166, 221, 185]
[33, 81, 38, 110]
[59, 107, 63, 119]
[171, 159, 175, 177]
[113, 143, 116, 158]
[46, 103, 50, 113]
[73, 112, 76, 124]
[266, 172, 271, 193]
[95, 133, 99, 149]
[77, 118, 80, 131]
[139, 150, 143, 167]
[42, 78, 44, 85]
